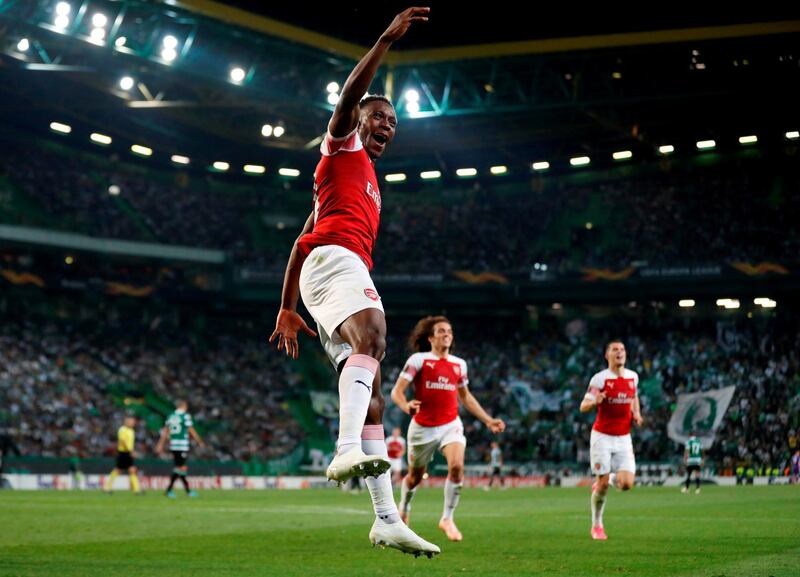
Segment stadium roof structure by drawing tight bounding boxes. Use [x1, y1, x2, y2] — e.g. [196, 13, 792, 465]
[1, 1, 799, 175]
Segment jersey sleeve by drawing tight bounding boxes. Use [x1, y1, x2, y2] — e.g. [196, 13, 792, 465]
[457, 359, 469, 388]
[399, 353, 423, 383]
[185, 414, 194, 428]
[632, 371, 639, 392]
[320, 129, 363, 156]
[585, 372, 604, 402]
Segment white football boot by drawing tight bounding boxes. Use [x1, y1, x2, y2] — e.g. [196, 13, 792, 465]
[369, 517, 441, 558]
[326, 449, 390, 483]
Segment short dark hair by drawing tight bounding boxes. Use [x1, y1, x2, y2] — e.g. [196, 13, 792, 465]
[359, 94, 393, 109]
[605, 340, 624, 353]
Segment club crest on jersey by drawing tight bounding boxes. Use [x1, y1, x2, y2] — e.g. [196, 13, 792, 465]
[365, 181, 382, 213]
[424, 361, 436, 368]
[364, 288, 380, 301]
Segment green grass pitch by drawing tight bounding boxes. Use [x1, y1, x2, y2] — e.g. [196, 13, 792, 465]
[0, 485, 797, 576]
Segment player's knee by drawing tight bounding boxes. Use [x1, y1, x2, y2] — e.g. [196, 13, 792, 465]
[449, 463, 464, 482]
[596, 478, 610, 492]
[407, 471, 424, 487]
[619, 479, 634, 491]
[350, 327, 386, 360]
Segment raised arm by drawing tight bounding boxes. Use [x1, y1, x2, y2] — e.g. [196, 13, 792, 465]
[328, 7, 430, 137]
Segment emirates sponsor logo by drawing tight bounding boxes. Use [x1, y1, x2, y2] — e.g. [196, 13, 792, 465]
[425, 376, 455, 391]
[364, 288, 380, 301]
[365, 181, 382, 213]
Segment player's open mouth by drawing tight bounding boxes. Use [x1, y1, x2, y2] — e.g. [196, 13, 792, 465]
[373, 133, 388, 145]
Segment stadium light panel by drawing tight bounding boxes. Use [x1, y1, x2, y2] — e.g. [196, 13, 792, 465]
[54, 15, 70, 29]
[244, 164, 266, 174]
[161, 48, 177, 62]
[114, 36, 127, 47]
[273, 126, 285, 138]
[696, 140, 716, 150]
[171, 155, 190, 165]
[91, 13, 107, 28]
[17, 38, 29, 52]
[108, 185, 121, 196]
[738, 135, 758, 145]
[570, 156, 590, 166]
[261, 124, 273, 137]
[279, 168, 300, 177]
[785, 131, 799, 140]
[162, 35, 178, 49]
[230, 67, 246, 83]
[612, 150, 632, 160]
[326, 82, 339, 93]
[56, 2, 71, 16]
[119, 76, 134, 90]
[490, 165, 508, 175]
[90, 132, 112, 145]
[89, 28, 106, 43]
[130, 144, 152, 157]
[532, 161, 550, 171]
[404, 89, 420, 102]
[50, 122, 71, 134]
[678, 299, 696, 308]
[327, 93, 340, 105]
[406, 101, 420, 114]
[420, 170, 441, 180]
[212, 161, 230, 172]
[385, 173, 406, 182]
[456, 168, 477, 177]
[658, 145, 675, 155]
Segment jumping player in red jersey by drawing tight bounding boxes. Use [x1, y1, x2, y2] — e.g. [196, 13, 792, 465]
[579, 340, 644, 540]
[269, 8, 439, 557]
[392, 316, 506, 542]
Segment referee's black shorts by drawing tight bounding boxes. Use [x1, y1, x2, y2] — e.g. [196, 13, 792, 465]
[116, 452, 134, 470]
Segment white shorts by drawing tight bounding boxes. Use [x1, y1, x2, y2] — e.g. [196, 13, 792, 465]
[590, 430, 636, 476]
[407, 417, 466, 469]
[299, 245, 384, 367]
[390, 458, 404, 473]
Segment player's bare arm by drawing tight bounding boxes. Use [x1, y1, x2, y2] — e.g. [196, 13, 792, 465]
[632, 395, 643, 426]
[580, 389, 606, 413]
[458, 386, 505, 434]
[270, 211, 318, 359]
[391, 376, 421, 415]
[328, 7, 430, 137]
[189, 427, 206, 449]
[155, 427, 168, 454]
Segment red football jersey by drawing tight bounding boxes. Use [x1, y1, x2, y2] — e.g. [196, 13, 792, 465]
[297, 129, 381, 270]
[400, 352, 469, 427]
[587, 368, 639, 436]
[386, 435, 406, 459]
